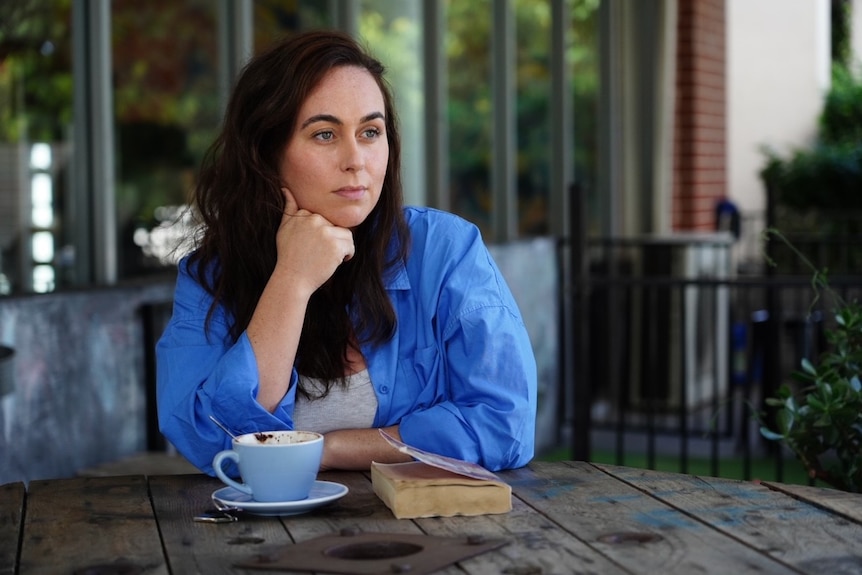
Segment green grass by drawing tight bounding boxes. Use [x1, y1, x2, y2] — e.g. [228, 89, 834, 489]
[537, 447, 818, 487]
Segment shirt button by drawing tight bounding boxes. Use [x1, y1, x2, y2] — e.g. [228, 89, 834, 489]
[379, 385, 389, 394]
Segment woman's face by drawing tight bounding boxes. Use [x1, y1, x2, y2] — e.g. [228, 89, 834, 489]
[279, 66, 389, 229]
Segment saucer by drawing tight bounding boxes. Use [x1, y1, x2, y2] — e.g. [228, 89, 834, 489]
[212, 480, 349, 516]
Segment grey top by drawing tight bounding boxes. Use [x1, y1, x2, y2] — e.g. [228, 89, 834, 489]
[293, 369, 378, 434]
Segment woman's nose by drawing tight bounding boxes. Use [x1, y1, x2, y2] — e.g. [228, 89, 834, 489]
[340, 139, 365, 172]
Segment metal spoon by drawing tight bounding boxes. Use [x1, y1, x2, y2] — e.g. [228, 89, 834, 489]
[209, 414, 238, 440]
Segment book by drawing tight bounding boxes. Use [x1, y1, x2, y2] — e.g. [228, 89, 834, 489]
[370, 430, 512, 519]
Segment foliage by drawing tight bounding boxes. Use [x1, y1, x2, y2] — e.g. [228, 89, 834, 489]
[445, 0, 601, 234]
[761, 65, 862, 215]
[0, 0, 72, 142]
[831, 0, 852, 68]
[820, 65, 862, 145]
[759, 229, 862, 492]
[761, 142, 862, 212]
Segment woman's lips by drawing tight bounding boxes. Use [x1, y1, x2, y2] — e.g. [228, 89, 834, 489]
[335, 187, 366, 200]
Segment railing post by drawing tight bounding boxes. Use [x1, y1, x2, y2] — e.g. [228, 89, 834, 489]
[570, 182, 591, 461]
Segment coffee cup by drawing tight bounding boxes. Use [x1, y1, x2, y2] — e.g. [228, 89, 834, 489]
[212, 430, 324, 502]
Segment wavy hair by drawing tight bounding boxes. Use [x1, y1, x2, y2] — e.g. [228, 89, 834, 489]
[187, 30, 410, 395]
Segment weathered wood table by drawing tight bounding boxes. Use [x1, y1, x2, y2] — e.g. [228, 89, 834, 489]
[3, 461, 862, 574]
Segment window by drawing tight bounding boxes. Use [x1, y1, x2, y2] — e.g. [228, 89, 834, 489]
[0, 0, 600, 295]
[0, 0, 73, 294]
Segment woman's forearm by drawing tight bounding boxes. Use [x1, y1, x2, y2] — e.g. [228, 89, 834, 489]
[320, 425, 413, 470]
[247, 267, 312, 412]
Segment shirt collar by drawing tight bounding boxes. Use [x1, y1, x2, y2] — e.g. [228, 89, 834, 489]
[383, 259, 411, 290]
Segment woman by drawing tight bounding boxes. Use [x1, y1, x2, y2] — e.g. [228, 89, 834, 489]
[157, 29, 537, 474]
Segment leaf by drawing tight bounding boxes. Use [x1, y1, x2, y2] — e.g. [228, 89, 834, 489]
[814, 414, 833, 427]
[807, 395, 826, 411]
[760, 427, 785, 441]
[801, 358, 818, 375]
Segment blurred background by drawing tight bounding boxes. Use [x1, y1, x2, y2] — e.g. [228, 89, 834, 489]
[1, 0, 861, 485]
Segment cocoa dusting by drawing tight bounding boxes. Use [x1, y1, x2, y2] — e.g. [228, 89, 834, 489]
[254, 432, 274, 443]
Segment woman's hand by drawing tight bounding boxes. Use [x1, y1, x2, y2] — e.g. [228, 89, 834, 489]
[246, 187, 354, 413]
[276, 187, 355, 297]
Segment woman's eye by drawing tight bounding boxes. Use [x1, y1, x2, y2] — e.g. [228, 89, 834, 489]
[362, 127, 381, 139]
[314, 130, 334, 141]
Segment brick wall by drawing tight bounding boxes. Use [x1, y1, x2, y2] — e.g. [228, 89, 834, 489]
[673, 0, 727, 230]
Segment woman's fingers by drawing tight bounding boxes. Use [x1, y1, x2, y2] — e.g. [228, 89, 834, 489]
[275, 192, 354, 291]
[282, 187, 299, 216]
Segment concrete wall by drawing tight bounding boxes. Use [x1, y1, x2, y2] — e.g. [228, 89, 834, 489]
[488, 237, 561, 456]
[0, 280, 175, 484]
[0, 239, 561, 484]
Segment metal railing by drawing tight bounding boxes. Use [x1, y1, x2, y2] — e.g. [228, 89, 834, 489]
[563, 237, 862, 482]
[552, 179, 862, 482]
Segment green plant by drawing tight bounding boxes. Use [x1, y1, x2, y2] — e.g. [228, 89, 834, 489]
[759, 229, 862, 492]
[761, 65, 862, 215]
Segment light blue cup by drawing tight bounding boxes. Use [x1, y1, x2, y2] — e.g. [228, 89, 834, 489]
[212, 430, 324, 502]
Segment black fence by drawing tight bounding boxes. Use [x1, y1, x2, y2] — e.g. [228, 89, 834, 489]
[562, 231, 862, 483]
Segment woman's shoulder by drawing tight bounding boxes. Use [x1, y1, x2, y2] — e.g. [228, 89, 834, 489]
[172, 253, 220, 314]
[400, 206, 491, 275]
[402, 206, 482, 242]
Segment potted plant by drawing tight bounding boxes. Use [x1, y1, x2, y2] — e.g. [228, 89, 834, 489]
[759, 230, 862, 492]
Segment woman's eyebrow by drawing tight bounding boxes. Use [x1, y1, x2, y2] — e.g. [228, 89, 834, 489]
[300, 111, 385, 130]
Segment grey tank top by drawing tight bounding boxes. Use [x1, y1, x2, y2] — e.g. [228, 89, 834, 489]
[293, 369, 378, 434]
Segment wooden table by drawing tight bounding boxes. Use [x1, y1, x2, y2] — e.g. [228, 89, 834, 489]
[3, 461, 862, 574]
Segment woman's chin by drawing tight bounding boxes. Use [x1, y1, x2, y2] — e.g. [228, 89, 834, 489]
[330, 209, 373, 230]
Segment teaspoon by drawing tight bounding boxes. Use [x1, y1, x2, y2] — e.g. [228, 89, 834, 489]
[209, 415, 238, 440]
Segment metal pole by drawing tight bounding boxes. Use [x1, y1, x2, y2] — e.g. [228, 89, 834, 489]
[491, 0, 516, 242]
[423, 0, 449, 211]
[570, 182, 591, 461]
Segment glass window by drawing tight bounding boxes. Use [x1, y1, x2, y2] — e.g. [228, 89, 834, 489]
[0, 0, 600, 295]
[0, 0, 73, 294]
[446, 0, 493, 236]
[571, 0, 600, 235]
[254, 0, 329, 50]
[359, 0, 425, 207]
[111, 0, 223, 280]
[515, 0, 553, 236]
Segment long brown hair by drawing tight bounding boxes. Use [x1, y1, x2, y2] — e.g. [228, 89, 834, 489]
[187, 30, 410, 395]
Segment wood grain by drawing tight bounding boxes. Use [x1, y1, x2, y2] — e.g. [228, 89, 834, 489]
[596, 463, 862, 574]
[415, 479, 629, 575]
[9, 463, 862, 574]
[762, 481, 862, 524]
[149, 473, 290, 575]
[511, 461, 793, 574]
[0, 481, 24, 575]
[18, 475, 168, 574]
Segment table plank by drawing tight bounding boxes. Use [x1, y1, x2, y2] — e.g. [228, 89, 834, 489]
[0, 482, 25, 575]
[414, 478, 629, 575]
[509, 461, 794, 574]
[762, 481, 862, 524]
[596, 463, 862, 574]
[19, 475, 168, 574]
[149, 473, 293, 575]
[274, 470, 443, 574]
[280, 470, 427, 540]
[153, 471, 432, 575]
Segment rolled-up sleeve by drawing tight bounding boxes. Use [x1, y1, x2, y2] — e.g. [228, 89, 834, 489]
[390, 208, 538, 471]
[156, 260, 297, 475]
[398, 304, 537, 470]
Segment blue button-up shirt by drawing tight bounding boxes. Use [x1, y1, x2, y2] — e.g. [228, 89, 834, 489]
[157, 207, 538, 474]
